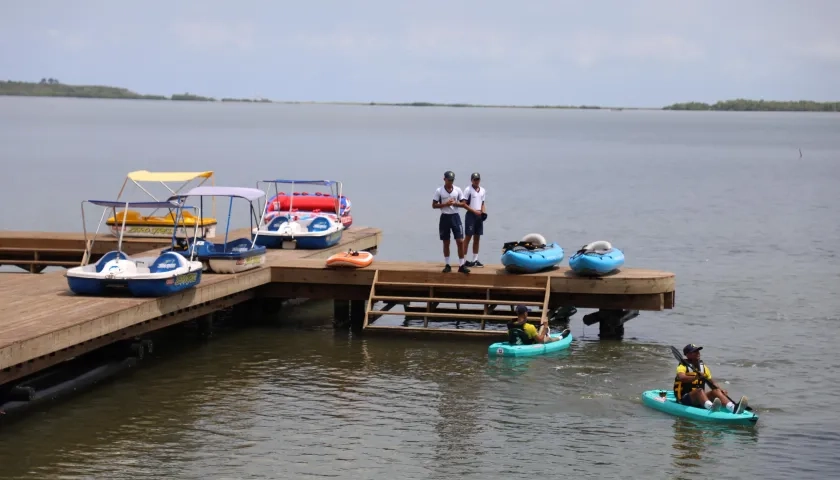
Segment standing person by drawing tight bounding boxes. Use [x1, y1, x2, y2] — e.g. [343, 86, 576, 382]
[432, 171, 470, 273]
[462, 172, 486, 267]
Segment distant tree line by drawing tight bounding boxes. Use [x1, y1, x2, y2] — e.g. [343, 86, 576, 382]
[0, 80, 263, 103]
[663, 99, 839, 112]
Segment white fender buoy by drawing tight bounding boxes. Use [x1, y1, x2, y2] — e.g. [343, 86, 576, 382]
[521, 233, 546, 245]
[583, 240, 612, 253]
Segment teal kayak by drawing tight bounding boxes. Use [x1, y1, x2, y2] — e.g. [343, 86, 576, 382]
[641, 389, 758, 425]
[488, 329, 573, 357]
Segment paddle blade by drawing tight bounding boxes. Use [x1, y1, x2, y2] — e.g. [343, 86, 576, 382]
[559, 328, 571, 339]
[670, 346, 686, 365]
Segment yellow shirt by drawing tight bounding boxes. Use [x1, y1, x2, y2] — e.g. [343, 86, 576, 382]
[522, 322, 538, 339]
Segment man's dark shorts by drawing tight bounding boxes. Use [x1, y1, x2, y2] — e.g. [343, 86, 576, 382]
[464, 211, 483, 236]
[680, 392, 695, 406]
[439, 213, 464, 240]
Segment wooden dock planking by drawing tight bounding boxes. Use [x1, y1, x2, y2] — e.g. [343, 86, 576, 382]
[0, 223, 677, 383]
[0, 227, 382, 374]
[266, 259, 675, 295]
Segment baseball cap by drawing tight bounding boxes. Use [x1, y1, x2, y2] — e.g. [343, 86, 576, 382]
[683, 344, 703, 354]
[444, 171, 455, 180]
[471, 172, 481, 180]
[515, 305, 530, 315]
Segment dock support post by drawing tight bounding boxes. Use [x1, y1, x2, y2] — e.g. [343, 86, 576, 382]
[350, 300, 366, 333]
[197, 312, 214, 339]
[582, 309, 640, 340]
[333, 300, 351, 329]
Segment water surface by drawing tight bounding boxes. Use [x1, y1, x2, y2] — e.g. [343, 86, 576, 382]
[0, 97, 839, 479]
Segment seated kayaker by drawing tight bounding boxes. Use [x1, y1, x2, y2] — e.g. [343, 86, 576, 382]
[674, 344, 748, 414]
[507, 305, 561, 345]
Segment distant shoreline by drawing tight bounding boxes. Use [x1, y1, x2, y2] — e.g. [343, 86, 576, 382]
[1, 80, 837, 112]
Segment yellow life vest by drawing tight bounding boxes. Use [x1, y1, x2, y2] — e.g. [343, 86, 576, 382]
[673, 361, 711, 398]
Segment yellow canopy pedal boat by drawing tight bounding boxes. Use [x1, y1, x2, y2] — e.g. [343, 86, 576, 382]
[105, 170, 218, 238]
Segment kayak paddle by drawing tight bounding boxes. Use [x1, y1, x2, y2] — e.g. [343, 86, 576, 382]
[669, 346, 753, 412]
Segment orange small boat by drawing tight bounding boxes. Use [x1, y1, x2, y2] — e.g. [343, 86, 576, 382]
[325, 250, 374, 268]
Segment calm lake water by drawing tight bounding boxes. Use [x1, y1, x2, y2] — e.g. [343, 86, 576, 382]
[1, 97, 839, 479]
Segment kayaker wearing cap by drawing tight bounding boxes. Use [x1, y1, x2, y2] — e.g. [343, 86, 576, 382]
[463, 172, 486, 268]
[506, 305, 560, 345]
[674, 344, 748, 414]
[432, 171, 470, 274]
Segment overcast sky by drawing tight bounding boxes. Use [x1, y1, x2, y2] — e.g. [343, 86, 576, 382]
[2, 0, 838, 107]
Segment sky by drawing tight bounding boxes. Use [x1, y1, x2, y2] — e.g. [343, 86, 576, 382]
[1, 0, 839, 107]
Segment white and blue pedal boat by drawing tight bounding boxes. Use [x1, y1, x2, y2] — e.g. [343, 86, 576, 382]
[569, 240, 625, 276]
[166, 186, 268, 273]
[65, 200, 203, 297]
[252, 179, 344, 249]
[501, 233, 565, 273]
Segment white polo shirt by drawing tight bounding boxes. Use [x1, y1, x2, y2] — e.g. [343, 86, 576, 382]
[433, 185, 464, 214]
[463, 185, 485, 212]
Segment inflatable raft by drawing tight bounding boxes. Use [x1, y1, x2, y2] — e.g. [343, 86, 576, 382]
[569, 240, 624, 276]
[641, 390, 758, 425]
[326, 250, 374, 268]
[488, 328, 573, 357]
[501, 233, 564, 273]
[266, 192, 351, 215]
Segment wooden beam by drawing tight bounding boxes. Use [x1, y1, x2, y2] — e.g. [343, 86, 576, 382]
[256, 283, 371, 301]
[362, 325, 509, 339]
[549, 293, 666, 311]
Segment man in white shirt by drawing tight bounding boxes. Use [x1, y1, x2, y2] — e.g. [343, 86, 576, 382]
[462, 172, 486, 267]
[432, 171, 470, 273]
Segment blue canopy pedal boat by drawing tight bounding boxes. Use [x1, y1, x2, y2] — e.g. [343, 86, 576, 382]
[568, 240, 625, 276]
[252, 179, 345, 249]
[65, 200, 203, 297]
[500, 233, 565, 273]
[165, 186, 268, 274]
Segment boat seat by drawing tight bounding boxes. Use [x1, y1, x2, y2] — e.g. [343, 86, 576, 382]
[149, 253, 182, 273]
[95, 251, 129, 272]
[267, 216, 289, 231]
[307, 217, 332, 232]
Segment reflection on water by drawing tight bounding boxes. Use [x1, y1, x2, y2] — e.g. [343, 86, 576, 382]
[671, 418, 759, 473]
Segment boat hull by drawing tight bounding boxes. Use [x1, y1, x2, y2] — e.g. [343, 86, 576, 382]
[65, 251, 203, 297]
[253, 231, 343, 249]
[641, 390, 758, 425]
[107, 223, 216, 239]
[488, 330, 573, 357]
[569, 248, 625, 276]
[253, 214, 344, 249]
[67, 268, 202, 297]
[208, 254, 266, 273]
[166, 238, 267, 274]
[501, 243, 564, 273]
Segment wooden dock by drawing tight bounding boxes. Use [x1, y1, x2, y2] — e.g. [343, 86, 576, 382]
[0, 226, 675, 388]
[0, 231, 175, 273]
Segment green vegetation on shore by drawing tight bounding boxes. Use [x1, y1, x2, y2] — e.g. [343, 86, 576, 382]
[0, 79, 168, 100]
[663, 99, 839, 112]
[2, 79, 838, 112]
